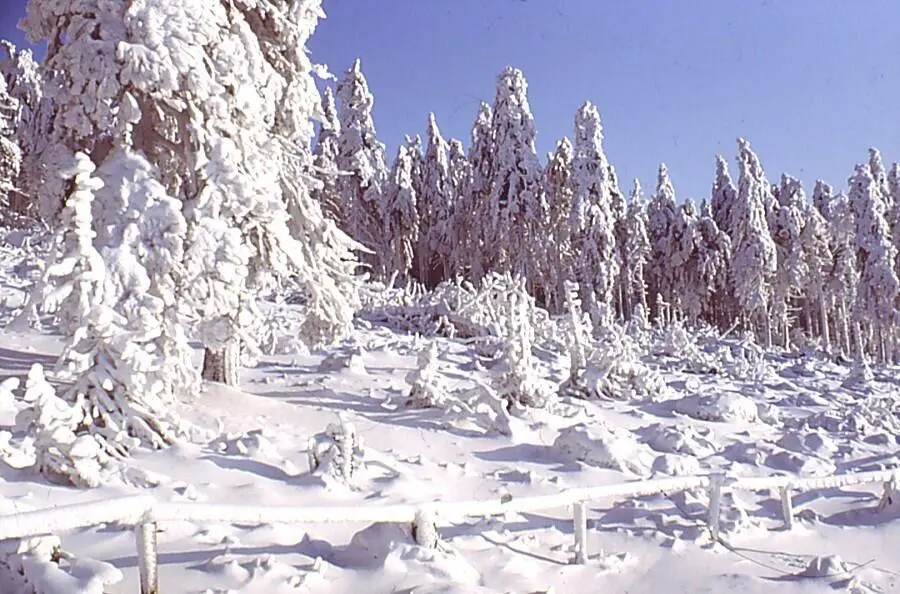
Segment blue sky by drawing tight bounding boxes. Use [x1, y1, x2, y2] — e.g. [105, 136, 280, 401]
[3, 1, 899, 201]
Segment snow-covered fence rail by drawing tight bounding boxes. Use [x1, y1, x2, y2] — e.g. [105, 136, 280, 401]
[0, 469, 897, 592]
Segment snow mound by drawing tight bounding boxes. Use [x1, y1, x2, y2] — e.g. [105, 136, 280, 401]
[211, 428, 300, 476]
[765, 450, 836, 476]
[553, 423, 655, 476]
[652, 453, 702, 476]
[674, 392, 758, 423]
[641, 423, 718, 457]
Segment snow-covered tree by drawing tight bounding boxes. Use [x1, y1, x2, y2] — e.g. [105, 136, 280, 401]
[484, 67, 546, 291]
[0, 76, 19, 211]
[824, 190, 859, 357]
[405, 341, 448, 408]
[311, 87, 343, 223]
[382, 141, 420, 283]
[731, 139, 778, 345]
[886, 163, 900, 280]
[447, 138, 472, 279]
[543, 138, 575, 312]
[464, 103, 494, 281]
[711, 155, 737, 237]
[800, 200, 834, 349]
[848, 162, 899, 362]
[646, 163, 678, 323]
[496, 277, 550, 408]
[417, 113, 454, 287]
[336, 59, 388, 272]
[569, 102, 619, 328]
[621, 179, 651, 320]
[770, 174, 809, 348]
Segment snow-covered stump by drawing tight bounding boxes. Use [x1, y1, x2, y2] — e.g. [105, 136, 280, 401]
[412, 508, 438, 549]
[572, 500, 588, 564]
[135, 521, 159, 594]
[707, 474, 724, 542]
[780, 487, 794, 530]
[878, 475, 896, 511]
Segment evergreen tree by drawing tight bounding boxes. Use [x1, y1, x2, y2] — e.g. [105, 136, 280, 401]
[382, 141, 420, 283]
[646, 163, 678, 323]
[710, 155, 737, 239]
[800, 200, 834, 350]
[543, 137, 575, 312]
[569, 102, 619, 328]
[418, 113, 454, 287]
[485, 67, 546, 292]
[311, 87, 343, 224]
[621, 179, 651, 319]
[447, 138, 472, 280]
[825, 190, 860, 357]
[0, 76, 19, 211]
[731, 138, 777, 345]
[848, 162, 899, 362]
[466, 103, 494, 282]
[770, 174, 809, 348]
[336, 59, 389, 273]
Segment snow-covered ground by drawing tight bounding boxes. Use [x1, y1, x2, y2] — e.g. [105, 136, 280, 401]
[0, 248, 899, 593]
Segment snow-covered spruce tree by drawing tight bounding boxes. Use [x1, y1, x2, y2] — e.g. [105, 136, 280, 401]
[731, 139, 778, 346]
[769, 174, 809, 349]
[311, 87, 343, 224]
[336, 59, 389, 273]
[621, 179, 651, 320]
[446, 138, 472, 280]
[464, 103, 494, 282]
[824, 190, 860, 357]
[886, 163, 900, 282]
[646, 163, 678, 324]
[0, 76, 19, 211]
[417, 113, 454, 287]
[711, 155, 737, 238]
[800, 200, 834, 350]
[848, 162, 899, 363]
[382, 141, 420, 283]
[0, 41, 46, 216]
[569, 102, 619, 328]
[41, 153, 105, 338]
[484, 68, 547, 296]
[20, 363, 107, 488]
[543, 137, 575, 312]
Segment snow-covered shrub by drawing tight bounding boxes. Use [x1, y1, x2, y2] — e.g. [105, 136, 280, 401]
[442, 378, 514, 437]
[579, 328, 669, 401]
[653, 322, 718, 374]
[258, 297, 309, 356]
[673, 392, 759, 423]
[17, 364, 107, 488]
[558, 281, 593, 399]
[308, 418, 364, 483]
[405, 341, 448, 408]
[553, 423, 655, 477]
[494, 279, 552, 408]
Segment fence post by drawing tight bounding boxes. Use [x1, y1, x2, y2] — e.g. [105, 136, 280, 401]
[707, 474, 724, 543]
[136, 521, 159, 594]
[572, 501, 588, 564]
[779, 486, 793, 530]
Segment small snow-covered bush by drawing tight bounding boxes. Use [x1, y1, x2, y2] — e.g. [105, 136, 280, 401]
[674, 392, 759, 423]
[17, 364, 107, 488]
[573, 328, 669, 402]
[308, 418, 364, 483]
[558, 281, 592, 399]
[553, 423, 655, 477]
[405, 341, 448, 408]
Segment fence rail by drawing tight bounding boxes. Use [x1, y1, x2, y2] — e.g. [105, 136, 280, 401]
[0, 469, 896, 593]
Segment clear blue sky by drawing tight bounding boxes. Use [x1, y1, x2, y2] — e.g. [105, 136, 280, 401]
[3, 0, 899, 201]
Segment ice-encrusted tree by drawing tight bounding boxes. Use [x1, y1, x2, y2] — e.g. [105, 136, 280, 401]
[647, 163, 678, 323]
[543, 137, 575, 312]
[382, 141, 420, 283]
[886, 163, 900, 280]
[24, 0, 360, 389]
[812, 180, 834, 218]
[465, 103, 494, 281]
[824, 190, 859, 357]
[731, 139, 778, 346]
[311, 87, 343, 224]
[800, 200, 834, 350]
[711, 155, 737, 238]
[848, 162, 899, 363]
[496, 277, 549, 408]
[485, 67, 547, 292]
[621, 179, 651, 320]
[770, 174, 809, 348]
[569, 102, 619, 328]
[447, 138, 472, 280]
[417, 113, 454, 287]
[336, 59, 389, 272]
[0, 76, 19, 211]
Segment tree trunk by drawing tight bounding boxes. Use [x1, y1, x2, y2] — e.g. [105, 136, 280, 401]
[202, 340, 240, 386]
